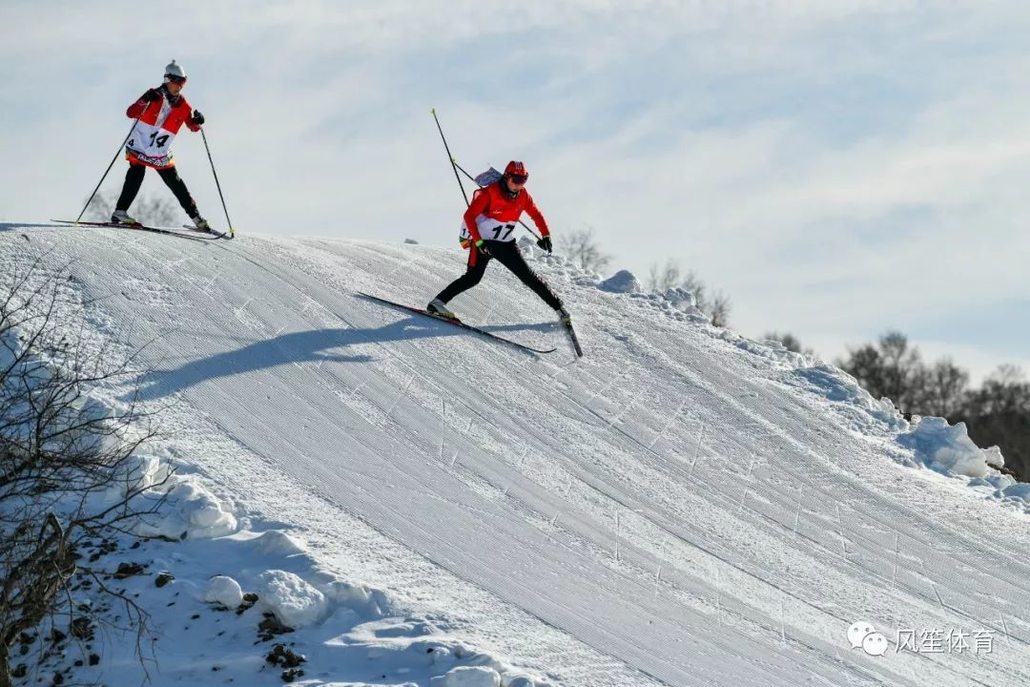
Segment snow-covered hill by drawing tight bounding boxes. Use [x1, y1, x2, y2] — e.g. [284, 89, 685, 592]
[3, 222, 1029, 687]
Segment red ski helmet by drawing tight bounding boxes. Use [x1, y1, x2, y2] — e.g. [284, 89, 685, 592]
[504, 160, 528, 183]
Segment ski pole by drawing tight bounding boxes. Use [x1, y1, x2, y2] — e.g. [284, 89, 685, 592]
[430, 108, 470, 207]
[431, 109, 542, 242]
[75, 117, 140, 222]
[200, 128, 235, 238]
[451, 159, 541, 241]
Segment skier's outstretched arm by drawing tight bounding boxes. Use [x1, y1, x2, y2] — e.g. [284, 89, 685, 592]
[524, 192, 550, 238]
[524, 192, 554, 252]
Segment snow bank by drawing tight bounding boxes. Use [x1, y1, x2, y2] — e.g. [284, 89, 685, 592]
[248, 528, 306, 556]
[662, 287, 696, 311]
[132, 475, 238, 540]
[430, 665, 501, 687]
[256, 569, 329, 628]
[522, 245, 1024, 517]
[329, 616, 548, 687]
[785, 364, 908, 434]
[309, 571, 389, 618]
[898, 416, 1001, 479]
[1, 330, 239, 544]
[505, 677, 537, 687]
[1002, 482, 1030, 502]
[20, 441, 544, 687]
[753, 340, 1023, 508]
[731, 332, 808, 368]
[117, 454, 173, 492]
[598, 270, 641, 294]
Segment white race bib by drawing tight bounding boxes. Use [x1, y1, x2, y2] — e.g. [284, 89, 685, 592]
[126, 120, 177, 163]
[459, 215, 518, 243]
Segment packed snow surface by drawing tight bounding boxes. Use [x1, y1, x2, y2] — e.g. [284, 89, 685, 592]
[3, 222, 1030, 687]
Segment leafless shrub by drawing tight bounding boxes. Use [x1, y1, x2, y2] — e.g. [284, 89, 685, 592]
[0, 252, 165, 685]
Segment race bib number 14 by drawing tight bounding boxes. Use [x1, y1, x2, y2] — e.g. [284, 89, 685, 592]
[127, 121, 177, 158]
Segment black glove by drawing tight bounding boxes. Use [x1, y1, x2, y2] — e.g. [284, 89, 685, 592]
[141, 88, 161, 102]
[474, 239, 491, 256]
[191, 109, 205, 126]
[537, 236, 553, 253]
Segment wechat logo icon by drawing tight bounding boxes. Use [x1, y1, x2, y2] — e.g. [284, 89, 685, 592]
[848, 620, 889, 656]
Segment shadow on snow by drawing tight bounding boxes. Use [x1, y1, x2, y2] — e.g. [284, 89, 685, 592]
[129, 314, 553, 402]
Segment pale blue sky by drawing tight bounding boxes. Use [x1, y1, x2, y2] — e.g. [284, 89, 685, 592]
[1, 1, 1027, 381]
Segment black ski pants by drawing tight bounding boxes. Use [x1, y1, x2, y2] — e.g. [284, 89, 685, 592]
[116, 163, 199, 218]
[435, 240, 562, 310]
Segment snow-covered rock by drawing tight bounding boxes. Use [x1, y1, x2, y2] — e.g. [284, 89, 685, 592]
[205, 575, 244, 608]
[598, 269, 641, 293]
[134, 478, 237, 540]
[504, 677, 536, 687]
[249, 529, 306, 556]
[256, 569, 328, 628]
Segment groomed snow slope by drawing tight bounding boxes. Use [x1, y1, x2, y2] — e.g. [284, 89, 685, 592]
[4, 223, 1030, 687]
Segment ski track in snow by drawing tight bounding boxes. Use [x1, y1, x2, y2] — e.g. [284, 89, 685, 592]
[4, 222, 1030, 687]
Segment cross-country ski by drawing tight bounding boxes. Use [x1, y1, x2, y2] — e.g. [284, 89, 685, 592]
[359, 292, 557, 355]
[50, 218, 222, 241]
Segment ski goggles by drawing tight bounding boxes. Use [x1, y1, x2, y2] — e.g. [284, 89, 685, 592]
[165, 74, 187, 85]
[507, 174, 528, 184]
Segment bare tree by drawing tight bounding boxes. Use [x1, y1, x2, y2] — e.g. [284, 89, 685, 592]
[0, 253, 165, 686]
[646, 262, 732, 326]
[708, 290, 732, 328]
[85, 190, 180, 227]
[764, 332, 815, 357]
[921, 358, 970, 418]
[679, 270, 707, 311]
[985, 364, 1027, 390]
[879, 332, 923, 407]
[557, 227, 611, 274]
[839, 331, 928, 412]
[646, 260, 681, 292]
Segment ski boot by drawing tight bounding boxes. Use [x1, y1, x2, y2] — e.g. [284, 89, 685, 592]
[110, 209, 139, 225]
[190, 214, 212, 232]
[426, 298, 458, 320]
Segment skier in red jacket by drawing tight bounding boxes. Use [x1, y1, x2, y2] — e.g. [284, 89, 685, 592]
[428, 161, 569, 324]
[111, 60, 211, 231]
